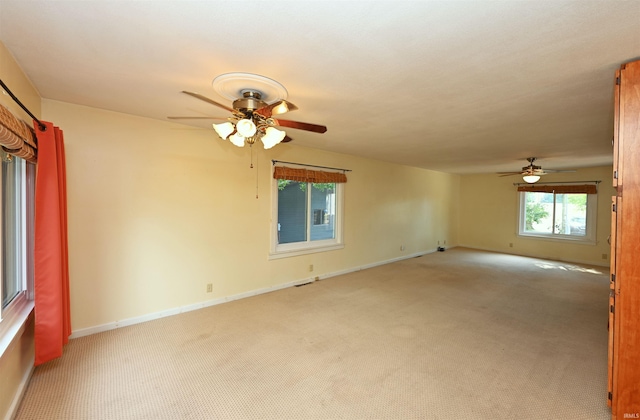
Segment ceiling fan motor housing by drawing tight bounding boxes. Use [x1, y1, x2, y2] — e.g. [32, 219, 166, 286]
[522, 164, 542, 172]
[233, 90, 267, 112]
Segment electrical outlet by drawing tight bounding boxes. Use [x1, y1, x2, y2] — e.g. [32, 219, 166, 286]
[400, 245, 405, 251]
[509, 243, 513, 248]
[443, 240, 446, 245]
[602, 253, 608, 260]
[206, 283, 213, 293]
[309, 264, 314, 272]
[438, 240, 440, 245]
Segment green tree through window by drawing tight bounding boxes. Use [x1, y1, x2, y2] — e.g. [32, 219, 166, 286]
[525, 196, 548, 231]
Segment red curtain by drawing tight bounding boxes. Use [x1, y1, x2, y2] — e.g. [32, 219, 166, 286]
[33, 120, 71, 366]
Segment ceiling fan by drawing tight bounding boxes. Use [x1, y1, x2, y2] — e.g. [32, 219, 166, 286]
[168, 90, 327, 149]
[497, 157, 575, 183]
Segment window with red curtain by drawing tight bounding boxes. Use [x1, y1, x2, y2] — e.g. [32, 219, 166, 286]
[0, 102, 70, 366]
[0, 104, 37, 360]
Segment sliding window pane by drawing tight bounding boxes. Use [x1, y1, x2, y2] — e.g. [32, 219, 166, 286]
[554, 193, 587, 236]
[2, 156, 23, 308]
[523, 192, 553, 234]
[310, 183, 336, 241]
[277, 181, 307, 244]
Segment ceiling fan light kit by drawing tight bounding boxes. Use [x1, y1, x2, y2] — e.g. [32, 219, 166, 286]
[171, 72, 326, 150]
[211, 89, 287, 148]
[522, 174, 541, 183]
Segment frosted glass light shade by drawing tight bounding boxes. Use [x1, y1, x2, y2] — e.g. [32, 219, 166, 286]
[271, 102, 294, 115]
[235, 118, 257, 137]
[229, 134, 245, 147]
[212, 122, 234, 140]
[261, 127, 286, 149]
[523, 175, 540, 183]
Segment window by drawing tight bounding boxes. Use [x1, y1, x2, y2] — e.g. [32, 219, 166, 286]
[271, 166, 345, 258]
[1, 152, 34, 332]
[517, 184, 597, 243]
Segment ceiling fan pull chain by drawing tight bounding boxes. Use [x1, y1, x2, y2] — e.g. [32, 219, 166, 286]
[255, 147, 259, 199]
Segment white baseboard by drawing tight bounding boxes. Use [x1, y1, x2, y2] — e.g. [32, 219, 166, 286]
[70, 249, 436, 339]
[316, 249, 435, 280]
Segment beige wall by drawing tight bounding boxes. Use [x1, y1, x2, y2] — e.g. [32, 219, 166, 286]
[0, 44, 40, 122]
[42, 99, 460, 332]
[0, 41, 39, 420]
[458, 166, 615, 267]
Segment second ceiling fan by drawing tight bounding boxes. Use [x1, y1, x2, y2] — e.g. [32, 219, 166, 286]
[497, 157, 575, 183]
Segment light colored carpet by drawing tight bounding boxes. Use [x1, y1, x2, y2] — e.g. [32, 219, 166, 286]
[15, 248, 611, 419]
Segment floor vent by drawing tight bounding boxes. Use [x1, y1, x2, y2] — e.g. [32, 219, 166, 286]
[295, 282, 313, 287]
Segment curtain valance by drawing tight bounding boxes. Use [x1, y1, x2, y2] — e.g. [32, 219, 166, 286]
[517, 184, 597, 194]
[273, 166, 347, 183]
[0, 104, 37, 162]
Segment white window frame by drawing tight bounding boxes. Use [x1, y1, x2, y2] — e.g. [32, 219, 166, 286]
[0, 155, 35, 357]
[517, 187, 597, 245]
[270, 168, 345, 259]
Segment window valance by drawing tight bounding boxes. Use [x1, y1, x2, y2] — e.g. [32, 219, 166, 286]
[273, 166, 347, 183]
[0, 104, 37, 163]
[517, 184, 597, 194]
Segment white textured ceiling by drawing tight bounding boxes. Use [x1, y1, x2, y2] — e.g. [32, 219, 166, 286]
[1, 1, 639, 174]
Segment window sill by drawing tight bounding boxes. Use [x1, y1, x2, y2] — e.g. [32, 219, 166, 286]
[0, 294, 34, 358]
[269, 243, 345, 260]
[517, 233, 596, 246]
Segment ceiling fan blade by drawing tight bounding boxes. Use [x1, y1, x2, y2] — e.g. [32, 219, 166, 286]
[497, 172, 522, 177]
[281, 135, 294, 143]
[255, 100, 298, 118]
[182, 91, 236, 113]
[273, 118, 327, 134]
